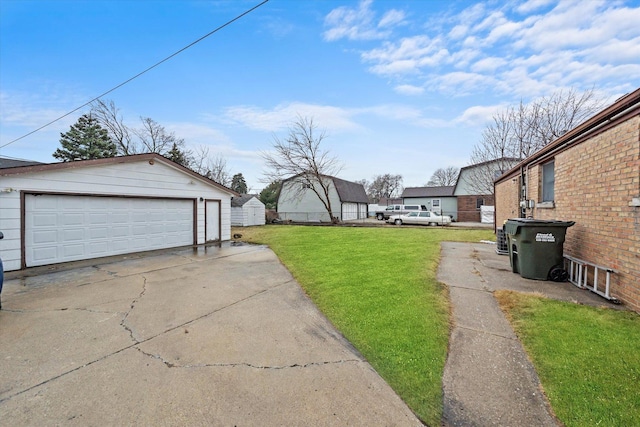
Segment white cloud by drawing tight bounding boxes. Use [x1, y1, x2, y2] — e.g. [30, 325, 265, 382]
[0, 91, 83, 130]
[223, 103, 360, 133]
[516, 0, 555, 14]
[394, 84, 424, 95]
[362, 35, 449, 75]
[167, 122, 232, 145]
[378, 9, 406, 28]
[323, 0, 404, 41]
[434, 72, 496, 95]
[337, 0, 640, 101]
[470, 56, 507, 72]
[454, 104, 506, 126]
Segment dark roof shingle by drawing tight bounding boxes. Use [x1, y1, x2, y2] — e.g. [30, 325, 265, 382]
[402, 186, 455, 198]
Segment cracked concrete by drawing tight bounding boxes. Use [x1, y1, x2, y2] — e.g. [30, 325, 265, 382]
[0, 243, 421, 426]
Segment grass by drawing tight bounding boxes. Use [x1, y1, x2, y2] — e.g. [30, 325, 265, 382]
[235, 224, 493, 425]
[496, 290, 640, 427]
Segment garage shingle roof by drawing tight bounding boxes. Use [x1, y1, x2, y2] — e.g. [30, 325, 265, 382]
[0, 157, 43, 169]
[331, 176, 369, 203]
[402, 186, 455, 198]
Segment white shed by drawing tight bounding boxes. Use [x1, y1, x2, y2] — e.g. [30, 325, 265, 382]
[0, 154, 237, 271]
[231, 195, 266, 227]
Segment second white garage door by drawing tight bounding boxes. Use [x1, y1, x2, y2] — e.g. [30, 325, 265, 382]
[25, 194, 194, 267]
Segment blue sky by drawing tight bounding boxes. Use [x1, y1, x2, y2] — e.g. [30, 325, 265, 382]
[1, 0, 639, 192]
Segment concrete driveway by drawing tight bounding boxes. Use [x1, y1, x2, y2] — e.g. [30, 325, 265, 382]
[0, 244, 420, 426]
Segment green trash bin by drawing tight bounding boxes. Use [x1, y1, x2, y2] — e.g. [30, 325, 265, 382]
[504, 219, 575, 281]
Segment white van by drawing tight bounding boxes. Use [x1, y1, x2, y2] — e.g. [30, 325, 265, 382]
[375, 204, 428, 220]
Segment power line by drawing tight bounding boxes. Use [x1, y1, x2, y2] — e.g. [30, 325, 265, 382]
[1, 0, 270, 150]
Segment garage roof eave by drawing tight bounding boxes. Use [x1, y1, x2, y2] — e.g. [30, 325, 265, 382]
[0, 153, 239, 196]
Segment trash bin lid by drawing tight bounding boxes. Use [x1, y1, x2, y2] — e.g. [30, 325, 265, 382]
[504, 218, 575, 235]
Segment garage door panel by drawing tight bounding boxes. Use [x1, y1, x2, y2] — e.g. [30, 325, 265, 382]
[33, 213, 57, 227]
[25, 195, 194, 267]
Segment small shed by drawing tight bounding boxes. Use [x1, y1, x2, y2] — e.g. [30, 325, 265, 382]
[231, 195, 266, 227]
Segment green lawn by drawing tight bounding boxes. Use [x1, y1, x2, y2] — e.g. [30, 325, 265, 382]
[236, 224, 493, 425]
[496, 290, 640, 427]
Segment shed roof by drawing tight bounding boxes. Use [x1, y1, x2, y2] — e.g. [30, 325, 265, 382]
[231, 194, 261, 207]
[402, 186, 455, 198]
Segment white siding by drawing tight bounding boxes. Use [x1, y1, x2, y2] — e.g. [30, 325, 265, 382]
[0, 158, 232, 271]
[231, 197, 265, 226]
[342, 202, 358, 221]
[277, 177, 341, 222]
[359, 203, 368, 219]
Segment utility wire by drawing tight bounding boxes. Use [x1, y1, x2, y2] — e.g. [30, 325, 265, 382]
[1, 0, 270, 149]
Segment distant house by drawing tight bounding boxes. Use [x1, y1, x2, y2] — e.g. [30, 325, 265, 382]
[231, 195, 266, 227]
[277, 175, 368, 222]
[454, 158, 519, 222]
[402, 186, 457, 220]
[494, 88, 640, 312]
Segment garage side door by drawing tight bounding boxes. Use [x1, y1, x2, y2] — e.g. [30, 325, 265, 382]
[25, 194, 194, 267]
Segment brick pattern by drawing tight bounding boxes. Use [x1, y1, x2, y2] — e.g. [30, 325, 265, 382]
[495, 179, 521, 227]
[457, 194, 495, 222]
[497, 116, 640, 312]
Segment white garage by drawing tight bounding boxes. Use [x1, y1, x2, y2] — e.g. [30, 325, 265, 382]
[0, 154, 237, 271]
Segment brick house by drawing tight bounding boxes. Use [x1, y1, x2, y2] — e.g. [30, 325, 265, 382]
[454, 158, 519, 222]
[494, 88, 640, 312]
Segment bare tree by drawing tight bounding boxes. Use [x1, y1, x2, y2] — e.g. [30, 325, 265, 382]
[426, 167, 460, 186]
[190, 145, 232, 186]
[262, 116, 342, 220]
[90, 99, 134, 155]
[468, 87, 606, 195]
[134, 117, 186, 155]
[367, 174, 403, 203]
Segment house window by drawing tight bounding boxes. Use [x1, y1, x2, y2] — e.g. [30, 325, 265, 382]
[476, 198, 484, 209]
[432, 199, 441, 212]
[542, 161, 555, 202]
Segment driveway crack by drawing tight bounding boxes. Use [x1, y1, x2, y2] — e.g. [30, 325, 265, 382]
[133, 347, 362, 370]
[120, 276, 147, 343]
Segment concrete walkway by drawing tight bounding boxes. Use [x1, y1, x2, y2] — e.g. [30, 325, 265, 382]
[438, 241, 619, 427]
[0, 244, 421, 426]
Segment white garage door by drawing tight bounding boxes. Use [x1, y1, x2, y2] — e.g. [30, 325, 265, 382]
[25, 194, 194, 267]
[342, 202, 358, 221]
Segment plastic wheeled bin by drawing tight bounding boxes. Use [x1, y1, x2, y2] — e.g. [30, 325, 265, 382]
[504, 219, 575, 281]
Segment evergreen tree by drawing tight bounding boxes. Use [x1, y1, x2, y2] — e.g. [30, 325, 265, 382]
[259, 181, 280, 209]
[53, 114, 117, 161]
[231, 173, 248, 194]
[166, 142, 190, 167]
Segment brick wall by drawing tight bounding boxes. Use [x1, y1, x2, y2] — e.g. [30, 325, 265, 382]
[457, 194, 495, 222]
[497, 116, 640, 312]
[495, 178, 521, 227]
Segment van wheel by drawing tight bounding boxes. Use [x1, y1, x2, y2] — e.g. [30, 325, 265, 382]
[394, 219, 402, 225]
[377, 213, 384, 220]
[429, 222, 436, 226]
